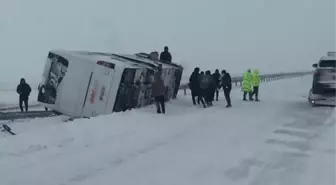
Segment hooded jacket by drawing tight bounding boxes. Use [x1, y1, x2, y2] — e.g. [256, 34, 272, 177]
[252, 69, 260, 87]
[16, 78, 32, 98]
[189, 71, 200, 90]
[242, 71, 252, 92]
[221, 73, 232, 89]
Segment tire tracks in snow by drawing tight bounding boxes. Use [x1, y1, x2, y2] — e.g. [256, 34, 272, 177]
[249, 105, 334, 185]
[223, 102, 335, 185]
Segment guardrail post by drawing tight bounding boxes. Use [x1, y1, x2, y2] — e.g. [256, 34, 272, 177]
[184, 87, 187, 95]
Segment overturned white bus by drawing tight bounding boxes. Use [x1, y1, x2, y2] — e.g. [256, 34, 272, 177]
[37, 50, 183, 118]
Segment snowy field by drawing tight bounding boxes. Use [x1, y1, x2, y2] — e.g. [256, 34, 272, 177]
[0, 75, 335, 185]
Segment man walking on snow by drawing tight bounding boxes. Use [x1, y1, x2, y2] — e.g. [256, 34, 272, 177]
[242, 69, 253, 101]
[221, 70, 232, 107]
[201, 70, 215, 106]
[212, 69, 221, 101]
[152, 65, 166, 114]
[189, 67, 205, 107]
[16, 78, 32, 112]
[189, 67, 200, 105]
[252, 69, 260, 101]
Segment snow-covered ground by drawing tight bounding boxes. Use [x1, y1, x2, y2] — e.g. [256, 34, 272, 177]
[0, 75, 335, 185]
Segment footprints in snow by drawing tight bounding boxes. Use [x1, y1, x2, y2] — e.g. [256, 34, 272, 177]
[5, 137, 75, 158]
[225, 158, 264, 181]
[266, 108, 334, 154]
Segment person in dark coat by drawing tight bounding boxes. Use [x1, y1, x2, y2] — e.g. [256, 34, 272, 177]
[16, 78, 32, 112]
[159, 46, 172, 63]
[197, 71, 205, 106]
[152, 70, 166, 114]
[221, 70, 232, 107]
[201, 70, 215, 106]
[212, 69, 221, 101]
[189, 67, 204, 107]
[189, 68, 200, 103]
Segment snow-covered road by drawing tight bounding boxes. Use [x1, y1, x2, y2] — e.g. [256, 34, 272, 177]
[0, 75, 334, 185]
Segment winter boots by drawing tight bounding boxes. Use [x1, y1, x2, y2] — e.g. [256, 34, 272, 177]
[155, 96, 165, 114]
[243, 92, 253, 101]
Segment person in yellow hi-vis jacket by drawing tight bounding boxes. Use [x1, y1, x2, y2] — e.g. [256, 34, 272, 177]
[242, 69, 253, 101]
[252, 69, 260, 101]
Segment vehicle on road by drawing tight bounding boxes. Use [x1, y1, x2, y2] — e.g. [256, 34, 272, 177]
[37, 50, 184, 118]
[308, 51, 336, 106]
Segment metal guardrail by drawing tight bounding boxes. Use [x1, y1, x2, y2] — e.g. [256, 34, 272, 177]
[0, 104, 42, 112]
[179, 71, 313, 95]
[0, 111, 57, 121]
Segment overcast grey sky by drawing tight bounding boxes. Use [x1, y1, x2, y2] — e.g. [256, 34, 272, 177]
[0, 0, 335, 88]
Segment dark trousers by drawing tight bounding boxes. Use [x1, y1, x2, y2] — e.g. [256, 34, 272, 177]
[154, 95, 165, 114]
[213, 88, 219, 101]
[193, 88, 205, 107]
[19, 96, 28, 112]
[196, 95, 206, 106]
[205, 88, 213, 104]
[211, 88, 216, 102]
[192, 95, 197, 105]
[192, 94, 205, 106]
[223, 87, 231, 106]
[252, 86, 259, 100]
[191, 88, 199, 105]
[243, 91, 253, 100]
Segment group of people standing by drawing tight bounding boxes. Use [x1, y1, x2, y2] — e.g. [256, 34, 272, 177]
[189, 68, 233, 108]
[242, 69, 260, 101]
[188, 68, 261, 108]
